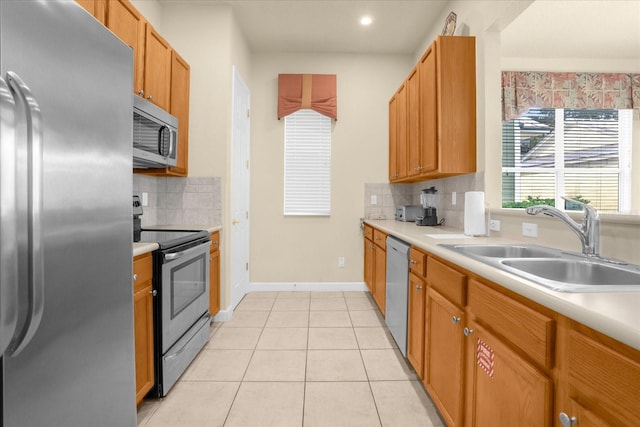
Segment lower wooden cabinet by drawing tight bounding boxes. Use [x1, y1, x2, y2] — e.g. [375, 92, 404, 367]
[407, 272, 425, 377]
[557, 322, 640, 426]
[464, 320, 553, 427]
[425, 287, 465, 427]
[209, 231, 220, 317]
[363, 225, 387, 316]
[133, 253, 154, 406]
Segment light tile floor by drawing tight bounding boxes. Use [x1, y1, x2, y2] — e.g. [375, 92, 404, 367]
[137, 291, 445, 427]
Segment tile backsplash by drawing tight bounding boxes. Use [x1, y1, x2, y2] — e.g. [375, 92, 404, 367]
[364, 172, 484, 229]
[133, 175, 222, 227]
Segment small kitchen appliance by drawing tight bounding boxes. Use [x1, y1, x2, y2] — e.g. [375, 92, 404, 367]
[133, 195, 143, 242]
[416, 186, 440, 226]
[395, 205, 422, 222]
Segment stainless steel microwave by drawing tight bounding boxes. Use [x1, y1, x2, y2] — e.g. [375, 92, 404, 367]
[132, 96, 178, 168]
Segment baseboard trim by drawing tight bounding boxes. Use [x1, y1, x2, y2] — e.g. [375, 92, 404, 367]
[211, 304, 233, 322]
[248, 282, 368, 292]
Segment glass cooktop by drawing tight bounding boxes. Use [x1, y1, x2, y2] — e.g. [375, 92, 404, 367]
[138, 229, 209, 250]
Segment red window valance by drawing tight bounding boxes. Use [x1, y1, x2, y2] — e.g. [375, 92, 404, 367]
[278, 74, 337, 120]
[502, 71, 640, 121]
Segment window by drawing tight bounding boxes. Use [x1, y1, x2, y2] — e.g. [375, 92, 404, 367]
[284, 109, 332, 215]
[502, 108, 632, 212]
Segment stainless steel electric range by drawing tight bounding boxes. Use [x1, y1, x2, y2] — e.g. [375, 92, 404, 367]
[138, 228, 211, 397]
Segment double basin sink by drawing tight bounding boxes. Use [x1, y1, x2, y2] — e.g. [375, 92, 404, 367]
[441, 244, 640, 293]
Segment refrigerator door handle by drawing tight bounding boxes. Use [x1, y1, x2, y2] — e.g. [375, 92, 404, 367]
[0, 76, 20, 355]
[5, 71, 45, 356]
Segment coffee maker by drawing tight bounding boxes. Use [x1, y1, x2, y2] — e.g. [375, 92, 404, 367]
[416, 186, 439, 226]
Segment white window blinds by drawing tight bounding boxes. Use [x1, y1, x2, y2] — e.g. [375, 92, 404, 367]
[502, 108, 632, 212]
[284, 109, 332, 215]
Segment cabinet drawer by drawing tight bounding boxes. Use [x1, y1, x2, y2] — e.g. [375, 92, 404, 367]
[363, 224, 373, 241]
[373, 228, 387, 250]
[133, 253, 153, 291]
[427, 257, 466, 306]
[566, 329, 640, 426]
[210, 231, 220, 252]
[409, 247, 426, 277]
[468, 279, 554, 369]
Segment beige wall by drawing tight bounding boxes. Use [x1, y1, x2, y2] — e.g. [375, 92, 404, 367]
[250, 53, 412, 283]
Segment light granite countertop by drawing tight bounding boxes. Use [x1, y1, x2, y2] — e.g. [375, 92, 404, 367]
[364, 219, 640, 352]
[133, 225, 222, 257]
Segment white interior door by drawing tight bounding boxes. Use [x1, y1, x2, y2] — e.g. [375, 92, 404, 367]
[231, 66, 250, 309]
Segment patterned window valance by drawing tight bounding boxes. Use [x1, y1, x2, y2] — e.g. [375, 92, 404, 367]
[278, 74, 337, 120]
[502, 71, 640, 121]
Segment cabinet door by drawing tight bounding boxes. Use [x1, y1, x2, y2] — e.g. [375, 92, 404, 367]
[133, 254, 154, 405]
[106, 0, 145, 96]
[76, 0, 106, 24]
[407, 67, 421, 176]
[364, 238, 374, 292]
[389, 95, 398, 181]
[466, 320, 553, 427]
[168, 50, 190, 176]
[407, 272, 426, 378]
[143, 24, 172, 111]
[425, 288, 464, 427]
[395, 82, 408, 180]
[418, 43, 437, 174]
[373, 245, 386, 316]
[209, 249, 220, 317]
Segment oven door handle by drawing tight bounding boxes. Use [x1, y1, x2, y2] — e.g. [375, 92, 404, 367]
[164, 251, 186, 261]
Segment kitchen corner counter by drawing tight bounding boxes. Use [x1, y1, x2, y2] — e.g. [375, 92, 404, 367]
[133, 242, 159, 257]
[145, 224, 222, 234]
[363, 219, 640, 351]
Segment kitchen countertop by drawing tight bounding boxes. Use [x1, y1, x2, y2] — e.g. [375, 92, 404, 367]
[364, 219, 640, 351]
[132, 224, 222, 257]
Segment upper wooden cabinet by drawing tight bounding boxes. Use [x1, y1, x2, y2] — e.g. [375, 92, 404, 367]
[389, 36, 476, 182]
[76, 0, 106, 24]
[104, 0, 146, 97]
[143, 24, 172, 111]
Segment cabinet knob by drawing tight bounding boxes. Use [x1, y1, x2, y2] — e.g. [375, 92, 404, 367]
[150, 289, 157, 297]
[410, 259, 417, 265]
[415, 166, 422, 171]
[558, 413, 577, 427]
[147, 95, 153, 100]
[416, 285, 423, 290]
[463, 327, 474, 336]
[451, 316, 461, 324]
[137, 90, 144, 96]
[133, 273, 138, 281]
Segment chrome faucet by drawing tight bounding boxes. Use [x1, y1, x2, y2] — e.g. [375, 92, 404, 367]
[525, 197, 600, 257]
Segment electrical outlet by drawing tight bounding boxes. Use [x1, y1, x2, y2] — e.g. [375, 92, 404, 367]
[451, 192, 457, 205]
[142, 192, 149, 206]
[371, 195, 377, 205]
[522, 222, 538, 237]
[489, 219, 501, 231]
[338, 257, 345, 268]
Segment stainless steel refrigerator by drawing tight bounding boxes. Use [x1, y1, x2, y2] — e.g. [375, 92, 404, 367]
[1, 1, 137, 426]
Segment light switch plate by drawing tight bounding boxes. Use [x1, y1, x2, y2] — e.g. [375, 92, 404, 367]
[371, 195, 377, 205]
[489, 219, 501, 231]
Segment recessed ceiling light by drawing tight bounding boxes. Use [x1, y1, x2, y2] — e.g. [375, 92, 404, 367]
[360, 16, 373, 26]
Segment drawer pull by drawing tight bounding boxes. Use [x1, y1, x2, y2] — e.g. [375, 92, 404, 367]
[451, 316, 461, 324]
[150, 289, 157, 297]
[133, 273, 138, 281]
[463, 327, 474, 336]
[410, 259, 417, 265]
[416, 285, 423, 291]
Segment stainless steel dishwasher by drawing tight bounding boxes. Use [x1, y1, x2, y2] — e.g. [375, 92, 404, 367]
[385, 235, 410, 357]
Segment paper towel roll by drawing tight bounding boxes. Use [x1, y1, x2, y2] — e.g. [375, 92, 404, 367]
[464, 191, 486, 236]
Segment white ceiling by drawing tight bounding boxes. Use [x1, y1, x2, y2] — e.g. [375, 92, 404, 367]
[501, 0, 640, 60]
[225, 0, 448, 54]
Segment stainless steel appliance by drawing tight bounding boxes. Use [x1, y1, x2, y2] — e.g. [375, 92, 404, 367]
[416, 186, 440, 226]
[1, 2, 136, 426]
[133, 96, 178, 169]
[385, 236, 410, 357]
[138, 230, 211, 396]
[395, 205, 422, 222]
